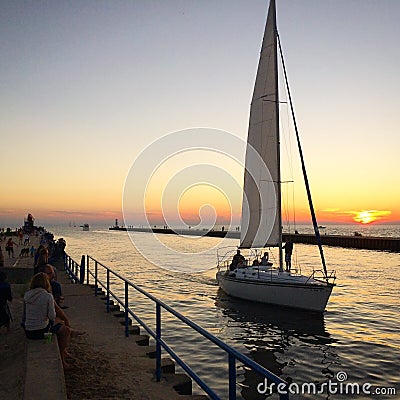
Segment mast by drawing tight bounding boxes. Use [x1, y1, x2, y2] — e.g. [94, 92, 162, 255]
[277, 33, 329, 279]
[272, 0, 284, 271]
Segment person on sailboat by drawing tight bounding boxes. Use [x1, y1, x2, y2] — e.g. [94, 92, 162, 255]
[283, 240, 293, 271]
[260, 252, 272, 267]
[230, 250, 245, 271]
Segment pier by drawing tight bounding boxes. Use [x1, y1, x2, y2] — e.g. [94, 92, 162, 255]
[284, 233, 400, 252]
[115, 227, 400, 252]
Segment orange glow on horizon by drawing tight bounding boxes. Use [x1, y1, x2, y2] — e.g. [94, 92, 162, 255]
[144, 183, 239, 226]
[316, 208, 394, 224]
[353, 210, 392, 224]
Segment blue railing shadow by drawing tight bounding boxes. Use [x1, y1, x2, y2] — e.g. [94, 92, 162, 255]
[63, 252, 289, 400]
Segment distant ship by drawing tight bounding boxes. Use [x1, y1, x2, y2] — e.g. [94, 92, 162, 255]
[81, 224, 89, 231]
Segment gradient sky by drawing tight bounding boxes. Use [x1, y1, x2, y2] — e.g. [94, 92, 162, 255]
[1, 0, 399, 227]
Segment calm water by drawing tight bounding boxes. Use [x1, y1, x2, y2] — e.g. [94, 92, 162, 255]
[51, 224, 399, 399]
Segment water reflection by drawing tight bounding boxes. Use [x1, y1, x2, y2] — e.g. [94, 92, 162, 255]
[215, 290, 339, 399]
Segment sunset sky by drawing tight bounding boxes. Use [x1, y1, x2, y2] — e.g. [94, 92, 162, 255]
[1, 0, 399, 227]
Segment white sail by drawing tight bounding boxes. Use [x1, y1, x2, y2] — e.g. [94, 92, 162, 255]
[240, 0, 281, 249]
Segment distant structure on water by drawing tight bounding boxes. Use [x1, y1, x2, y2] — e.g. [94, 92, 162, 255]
[109, 219, 127, 231]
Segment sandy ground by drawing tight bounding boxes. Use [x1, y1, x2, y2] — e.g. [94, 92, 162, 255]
[59, 276, 190, 400]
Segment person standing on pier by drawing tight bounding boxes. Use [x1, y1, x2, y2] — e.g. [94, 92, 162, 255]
[5, 238, 17, 258]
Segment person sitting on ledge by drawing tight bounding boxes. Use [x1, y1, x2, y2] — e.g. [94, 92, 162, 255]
[34, 246, 48, 274]
[22, 273, 73, 367]
[44, 264, 64, 307]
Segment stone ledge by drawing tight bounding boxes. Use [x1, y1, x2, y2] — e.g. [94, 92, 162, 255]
[23, 335, 67, 400]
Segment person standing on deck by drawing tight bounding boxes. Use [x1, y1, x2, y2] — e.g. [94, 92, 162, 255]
[283, 240, 293, 271]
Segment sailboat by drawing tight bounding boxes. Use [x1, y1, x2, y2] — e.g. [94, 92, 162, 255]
[216, 0, 336, 312]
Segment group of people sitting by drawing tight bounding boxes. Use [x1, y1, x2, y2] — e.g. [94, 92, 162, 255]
[23, 266, 68, 363]
[0, 230, 82, 369]
[22, 261, 84, 368]
[229, 241, 294, 272]
[229, 250, 273, 271]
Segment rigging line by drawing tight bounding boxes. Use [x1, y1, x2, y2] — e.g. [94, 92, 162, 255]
[292, 180, 297, 233]
[277, 74, 294, 233]
[277, 30, 328, 281]
[278, 71, 295, 194]
[280, 103, 295, 233]
[284, 94, 295, 180]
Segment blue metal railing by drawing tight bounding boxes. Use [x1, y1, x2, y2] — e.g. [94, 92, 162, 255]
[63, 252, 289, 400]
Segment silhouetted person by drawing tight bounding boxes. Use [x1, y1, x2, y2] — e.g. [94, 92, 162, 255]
[283, 240, 293, 270]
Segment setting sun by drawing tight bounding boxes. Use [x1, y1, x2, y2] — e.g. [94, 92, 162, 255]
[353, 210, 392, 224]
[354, 211, 376, 224]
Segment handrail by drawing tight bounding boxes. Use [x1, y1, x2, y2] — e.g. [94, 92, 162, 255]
[63, 252, 289, 400]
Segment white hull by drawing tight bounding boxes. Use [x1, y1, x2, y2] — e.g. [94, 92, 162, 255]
[216, 269, 333, 312]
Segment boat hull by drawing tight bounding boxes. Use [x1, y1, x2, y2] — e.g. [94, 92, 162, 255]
[216, 270, 333, 312]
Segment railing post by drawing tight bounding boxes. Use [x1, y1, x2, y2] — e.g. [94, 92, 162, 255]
[156, 303, 161, 382]
[86, 255, 89, 285]
[228, 353, 236, 400]
[80, 255, 85, 284]
[74, 261, 78, 281]
[106, 269, 110, 313]
[71, 258, 74, 280]
[95, 261, 98, 296]
[124, 281, 129, 337]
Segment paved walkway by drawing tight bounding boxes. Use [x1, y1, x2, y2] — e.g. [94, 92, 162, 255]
[1, 235, 36, 268]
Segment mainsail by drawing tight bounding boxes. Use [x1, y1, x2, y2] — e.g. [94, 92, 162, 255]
[240, 0, 281, 249]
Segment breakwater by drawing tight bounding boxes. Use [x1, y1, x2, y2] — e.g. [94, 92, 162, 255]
[112, 227, 400, 252]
